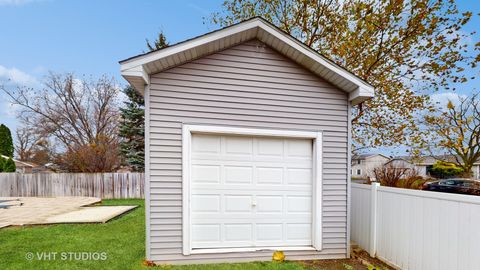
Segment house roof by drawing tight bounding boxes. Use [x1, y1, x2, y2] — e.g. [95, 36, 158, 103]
[119, 17, 374, 105]
[396, 155, 480, 166]
[386, 157, 413, 164]
[1, 155, 36, 167]
[352, 153, 390, 160]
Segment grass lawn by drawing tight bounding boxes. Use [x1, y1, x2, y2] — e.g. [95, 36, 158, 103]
[0, 199, 366, 270]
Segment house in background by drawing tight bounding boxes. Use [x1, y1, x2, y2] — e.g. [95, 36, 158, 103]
[351, 154, 390, 179]
[385, 157, 424, 174]
[352, 152, 480, 181]
[1, 155, 34, 173]
[1, 155, 53, 173]
[398, 155, 480, 179]
[120, 17, 374, 264]
[14, 160, 36, 173]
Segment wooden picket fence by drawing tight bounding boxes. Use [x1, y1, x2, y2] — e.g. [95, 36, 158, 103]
[0, 173, 144, 199]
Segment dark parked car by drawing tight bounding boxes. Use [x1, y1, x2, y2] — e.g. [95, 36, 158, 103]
[422, 179, 480, 195]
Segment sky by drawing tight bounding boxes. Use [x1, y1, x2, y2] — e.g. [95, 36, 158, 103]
[0, 0, 479, 156]
[0, 0, 224, 131]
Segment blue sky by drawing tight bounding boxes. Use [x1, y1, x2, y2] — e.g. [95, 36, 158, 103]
[0, 0, 224, 131]
[0, 0, 479, 156]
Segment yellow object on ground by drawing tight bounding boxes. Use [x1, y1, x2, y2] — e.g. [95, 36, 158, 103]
[272, 250, 285, 262]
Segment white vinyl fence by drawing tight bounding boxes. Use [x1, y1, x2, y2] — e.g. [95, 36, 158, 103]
[0, 173, 144, 199]
[352, 183, 480, 270]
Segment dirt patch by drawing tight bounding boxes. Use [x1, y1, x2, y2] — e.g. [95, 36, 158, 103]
[298, 259, 367, 270]
[351, 248, 395, 270]
[297, 247, 395, 270]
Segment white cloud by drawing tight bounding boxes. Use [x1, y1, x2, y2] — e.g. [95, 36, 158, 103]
[0, 66, 39, 131]
[0, 100, 17, 117]
[430, 92, 467, 110]
[0, 65, 39, 86]
[186, 2, 209, 15]
[0, 96, 18, 132]
[0, 0, 41, 6]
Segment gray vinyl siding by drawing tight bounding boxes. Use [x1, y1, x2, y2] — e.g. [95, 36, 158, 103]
[147, 39, 349, 264]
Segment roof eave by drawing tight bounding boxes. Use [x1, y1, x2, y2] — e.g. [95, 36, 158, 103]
[120, 19, 261, 71]
[121, 66, 149, 95]
[350, 86, 374, 105]
[120, 18, 375, 103]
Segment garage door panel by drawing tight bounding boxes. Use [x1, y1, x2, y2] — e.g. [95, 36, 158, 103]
[191, 188, 311, 194]
[191, 215, 312, 222]
[225, 195, 252, 213]
[286, 168, 312, 185]
[192, 159, 311, 167]
[257, 138, 284, 156]
[287, 223, 312, 241]
[225, 223, 252, 242]
[191, 134, 314, 250]
[257, 167, 283, 184]
[192, 224, 221, 242]
[192, 154, 311, 163]
[287, 196, 312, 213]
[192, 165, 221, 183]
[224, 166, 253, 184]
[256, 195, 283, 213]
[192, 134, 221, 154]
[191, 195, 221, 212]
[193, 242, 253, 249]
[287, 139, 313, 157]
[256, 224, 283, 241]
[225, 136, 253, 155]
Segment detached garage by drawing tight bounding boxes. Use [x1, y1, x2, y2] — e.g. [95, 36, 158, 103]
[120, 17, 374, 264]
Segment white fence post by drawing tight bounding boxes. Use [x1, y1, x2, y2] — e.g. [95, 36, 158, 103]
[369, 182, 380, 257]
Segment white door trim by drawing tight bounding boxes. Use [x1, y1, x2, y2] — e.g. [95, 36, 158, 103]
[190, 246, 317, 255]
[182, 124, 323, 255]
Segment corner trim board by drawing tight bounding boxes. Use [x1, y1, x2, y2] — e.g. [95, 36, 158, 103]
[144, 83, 151, 260]
[346, 102, 352, 257]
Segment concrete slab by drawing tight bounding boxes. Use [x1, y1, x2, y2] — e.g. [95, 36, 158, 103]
[0, 197, 137, 228]
[0, 199, 21, 209]
[0, 222, 10, 228]
[44, 206, 137, 224]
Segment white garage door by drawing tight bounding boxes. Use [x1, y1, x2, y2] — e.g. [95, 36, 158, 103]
[190, 134, 313, 249]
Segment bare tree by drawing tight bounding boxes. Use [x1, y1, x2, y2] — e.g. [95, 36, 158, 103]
[424, 93, 480, 176]
[3, 73, 120, 148]
[15, 127, 40, 161]
[373, 163, 419, 187]
[2, 73, 122, 171]
[59, 135, 121, 172]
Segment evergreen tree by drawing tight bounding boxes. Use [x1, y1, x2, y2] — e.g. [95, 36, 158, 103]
[0, 156, 4, 172]
[0, 124, 14, 157]
[119, 86, 145, 171]
[146, 31, 169, 52]
[118, 32, 169, 171]
[3, 157, 15, 172]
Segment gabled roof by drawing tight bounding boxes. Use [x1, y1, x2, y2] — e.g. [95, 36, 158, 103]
[119, 17, 374, 105]
[352, 153, 390, 160]
[1, 155, 36, 167]
[396, 155, 480, 165]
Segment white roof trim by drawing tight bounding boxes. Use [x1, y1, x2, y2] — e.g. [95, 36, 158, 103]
[1, 155, 35, 167]
[120, 18, 374, 105]
[353, 154, 390, 160]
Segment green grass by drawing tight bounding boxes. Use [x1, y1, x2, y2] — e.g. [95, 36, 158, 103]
[0, 199, 362, 270]
[0, 199, 145, 270]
